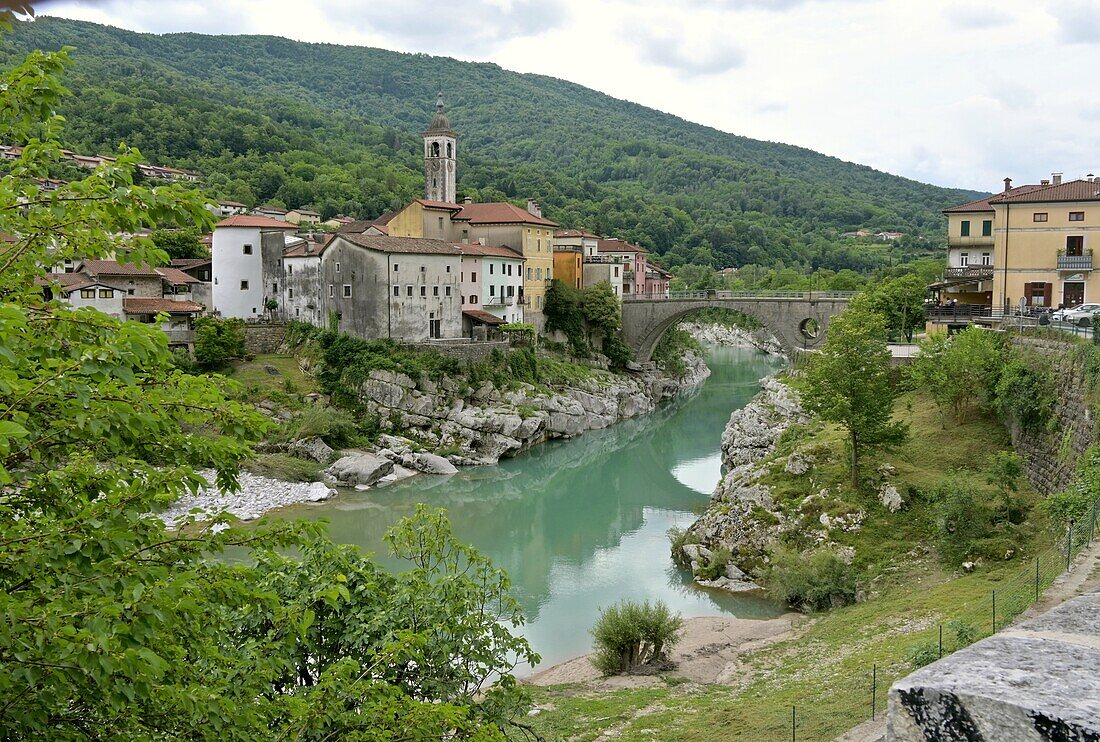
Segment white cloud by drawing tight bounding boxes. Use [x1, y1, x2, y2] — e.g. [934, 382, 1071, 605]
[942, 5, 1014, 30]
[1049, 0, 1100, 44]
[627, 21, 746, 76]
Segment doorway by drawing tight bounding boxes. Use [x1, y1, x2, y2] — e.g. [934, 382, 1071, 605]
[1064, 281, 1085, 307]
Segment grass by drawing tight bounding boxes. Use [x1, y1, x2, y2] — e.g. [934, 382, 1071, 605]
[243, 453, 324, 483]
[228, 354, 320, 402]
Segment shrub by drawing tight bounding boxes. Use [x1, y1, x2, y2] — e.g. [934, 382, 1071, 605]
[602, 332, 633, 369]
[667, 527, 700, 566]
[693, 547, 732, 581]
[193, 317, 246, 371]
[908, 642, 939, 669]
[994, 352, 1055, 431]
[927, 477, 1024, 564]
[653, 327, 702, 378]
[293, 406, 360, 448]
[591, 600, 683, 676]
[763, 547, 858, 612]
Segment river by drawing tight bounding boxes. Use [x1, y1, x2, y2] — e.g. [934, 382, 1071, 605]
[274, 345, 786, 671]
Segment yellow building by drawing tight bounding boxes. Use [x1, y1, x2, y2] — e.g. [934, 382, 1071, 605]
[552, 229, 595, 290]
[937, 175, 1100, 317]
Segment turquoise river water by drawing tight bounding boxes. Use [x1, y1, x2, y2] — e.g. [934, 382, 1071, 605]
[274, 345, 786, 671]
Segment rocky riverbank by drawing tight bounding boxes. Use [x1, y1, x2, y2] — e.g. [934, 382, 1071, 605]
[677, 376, 809, 590]
[158, 470, 338, 528]
[682, 322, 784, 356]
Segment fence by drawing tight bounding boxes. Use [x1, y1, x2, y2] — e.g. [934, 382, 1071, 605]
[776, 497, 1099, 741]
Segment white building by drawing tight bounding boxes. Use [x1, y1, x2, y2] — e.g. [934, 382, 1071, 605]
[211, 215, 299, 319]
[458, 243, 525, 331]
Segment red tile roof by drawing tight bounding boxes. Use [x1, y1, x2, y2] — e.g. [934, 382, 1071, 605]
[456, 243, 524, 260]
[218, 199, 247, 208]
[123, 298, 203, 314]
[38, 272, 92, 289]
[452, 202, 559, 227]
[156, 267, 201, 285]
[555, 229, 598, 238]
[414, 199, 463, 211]
[597, 238, 648, 254]
[337, 234, 463, 256]
[170, 258, 212, 269]
[990, 179, 1100, 204]
[79, 260, 162, 277]
[462, 309, 507, 325]
[215, 214, 299, 229]
[283, 234, 333, 257]
[943, 184, 1048, 213]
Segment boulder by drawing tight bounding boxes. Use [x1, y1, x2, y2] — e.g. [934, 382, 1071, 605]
[412, 453, 459, 475]
[288, 436, 335, 463]
[305, 481, 336, 502]
[784, 451, 814, 475]
[879, 483, 904, 512]
[325, 453, 394, 487]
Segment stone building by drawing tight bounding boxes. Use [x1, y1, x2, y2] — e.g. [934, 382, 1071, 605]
[281, 234, 332, 325]
[210, 214, 299, 319]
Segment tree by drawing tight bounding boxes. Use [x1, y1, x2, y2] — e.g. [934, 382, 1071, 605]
[544, 278, 587, 355]
[581, 281, 621, 340]
[859, 274, 928, 342]
[0, 45, 536, 738]
[802, 300, 907, 487]
[150, 227, 205, 260]
[909, 328, 1004, 424]
[193, 316, 246, 370]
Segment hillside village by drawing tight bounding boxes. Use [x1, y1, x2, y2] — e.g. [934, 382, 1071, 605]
[37, 95, 672, 348]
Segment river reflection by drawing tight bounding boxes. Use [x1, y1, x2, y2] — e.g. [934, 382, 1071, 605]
[273, 346, 786, 669]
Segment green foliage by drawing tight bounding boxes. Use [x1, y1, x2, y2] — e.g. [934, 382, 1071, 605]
[602, 332, 633, 369]
[763, 547, 858, 612]
[193, 316, 245, 371]
[693, 547, 733, 581]
[925, 476, 1028, 564]
[652, 327, 702, 378]
[994, 351, 1056, 432]
[910, 328, 1005, 423]
[150, 227, 205, 259]
[582, 281, 622, 338]
[0, 49, 535, 738]
[507, 346, 539, 384]
[291, 405, 359, 448]
[543, 278, 588, 355]
[590, 600, 684, 676]
[4, 17, 980, 275]
[802, 300, 907, 487]
[666, 526, 700, 566]
[1047, 446, 1100, 527]
[857, 274, 928, 342]
[986, 450, 1024, 520]
[907, 642, 940, 669]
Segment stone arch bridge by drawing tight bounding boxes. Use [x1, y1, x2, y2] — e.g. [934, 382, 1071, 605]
[621, 290, 855, 361]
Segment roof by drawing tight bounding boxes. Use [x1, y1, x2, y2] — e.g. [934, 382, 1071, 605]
[283, 235, 333, 257]
[171, 258, 212, 269]
[414, 199, 463, 211]
[337, 234, 463, 256]
[79, 259, 162, 277]
[289, 208, 321, 216]
[156, 267, 201, 285]
[123, 298, 204, 314]
[462, 309, 506, 325]
[38, 272, 92, 289]
[456, 243, 524, 260]
[555, 229, 598, 239]
[452, 201, 559, 227]
[943, 184, 1045, 213]
[214, 214, 299, 229]
[990, 179, 1100, 205]
[597, 238, 648, 255]
[256, 205, 288, 214]
[218, 200, 247, 208]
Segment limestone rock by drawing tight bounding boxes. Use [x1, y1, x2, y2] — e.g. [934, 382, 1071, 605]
[412, 453, 458, 475]
[325, 453, 394, 487]
[879, 483, 904, 512]
[305, 481, 336, 502]
[287, 436, 335, 463]
[785, 451, 814, 475]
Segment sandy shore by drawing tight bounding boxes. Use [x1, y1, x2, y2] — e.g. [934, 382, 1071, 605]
[525, 614, 800, 689]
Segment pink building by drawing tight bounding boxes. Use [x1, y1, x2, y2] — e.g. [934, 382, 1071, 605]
[596, 239, 648, 297]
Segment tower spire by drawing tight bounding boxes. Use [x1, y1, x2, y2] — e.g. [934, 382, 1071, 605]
[423, 92, 458, 202]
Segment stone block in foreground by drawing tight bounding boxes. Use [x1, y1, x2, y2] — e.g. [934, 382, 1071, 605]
[887, 591, 1100, 741]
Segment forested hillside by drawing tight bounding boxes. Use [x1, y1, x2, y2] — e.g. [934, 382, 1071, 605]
[2, 17, 982, 271]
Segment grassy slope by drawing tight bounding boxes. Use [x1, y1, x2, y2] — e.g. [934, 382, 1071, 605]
[530, 390, 1058, 740]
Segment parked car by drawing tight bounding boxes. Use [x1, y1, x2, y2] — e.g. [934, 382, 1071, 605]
[1052, 303, 1100, 322]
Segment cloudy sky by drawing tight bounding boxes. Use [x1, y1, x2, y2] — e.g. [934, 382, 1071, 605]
[37, 0, 1100, 191]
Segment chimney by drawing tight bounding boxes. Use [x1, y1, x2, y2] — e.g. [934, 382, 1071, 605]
[305, 242, 313, 254]
[1041, 179, 1050, 186]
[526, 199, 542, 218]
[1003, 177, 1012, 192]
[1052, 172, 1063, 186]
[1089, 174, 1096, 182]
[463, 196, 473, 204]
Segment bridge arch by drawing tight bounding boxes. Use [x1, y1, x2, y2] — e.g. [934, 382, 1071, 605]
[620, 294, 851, 362]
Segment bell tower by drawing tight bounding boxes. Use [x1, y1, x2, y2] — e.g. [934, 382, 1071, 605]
[423, 92, 458, 203]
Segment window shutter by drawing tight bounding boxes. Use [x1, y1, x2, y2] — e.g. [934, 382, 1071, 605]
[1043, 283, 1053, 308]
[1024, 283, 1034, 305]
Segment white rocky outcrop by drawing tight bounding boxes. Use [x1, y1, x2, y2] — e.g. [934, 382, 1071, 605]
[158, 470, 338, 528]
[682, 322, 785, 356]
[324, 453, 394, 487]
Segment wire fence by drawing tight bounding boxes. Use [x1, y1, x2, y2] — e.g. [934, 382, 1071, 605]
[775, 497, 1100, 741]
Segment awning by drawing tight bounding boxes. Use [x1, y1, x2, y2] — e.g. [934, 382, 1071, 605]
[462, 309, 506, 326]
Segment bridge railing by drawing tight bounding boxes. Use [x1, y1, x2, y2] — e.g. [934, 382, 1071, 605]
[623, 289, 858, 301]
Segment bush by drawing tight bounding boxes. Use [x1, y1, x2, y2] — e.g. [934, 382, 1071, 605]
[602, 332, 633, 369]
[927, 478, 1024, 564]
[693, 547, 732, 581]
[591, 600, 683, 676]
[763, 547, 858, 612]
[194, 317, 245, 371]
[994, 352, 1055, 431]
[908, 642, 939, 669]
[293, 406, 360, 448]
[653, 327, 702, 378]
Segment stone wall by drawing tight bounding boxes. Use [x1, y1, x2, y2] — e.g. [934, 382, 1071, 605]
[243, 323, 289, 355]
[887, 590, 1100, 741]
[1006, 336, 1097, 494]
[406, 340, 511, 363]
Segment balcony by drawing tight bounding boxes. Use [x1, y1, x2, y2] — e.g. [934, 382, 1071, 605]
[948, 235, 995, 248]
[1057, 254, 1093, 271]
[163, 329, 195, 346]
[945, 265, 994, 281]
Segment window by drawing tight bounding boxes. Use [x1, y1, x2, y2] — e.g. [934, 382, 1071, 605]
[982, 220, 993, 237]
[527, 267, 532, 280]
[1034, 212, 1049, 222]
[445, 286, 451, 297]
[437, 217, 444, 230]
[128, 289, 135, 296]
[287, 265, 293, 275]
[80, 289, 95, 299]
[507, 285, 514, 297]
[537, 238, 542, 252]
[472, 271, 477, 282]
[1070, 211, 1085, 222]
[328, 285, 334, 298]
[981, 252, 992, 266]
[507, 264, 512, 276]
[420, 286, 426, 297]
[393, 264, 399, 272]
[420, 265, 426, 272]
[240, 280, 249, 290]
[536, 296, 542, 309]
[335, 262, 340, 273]
[960, 252, 969, 266]
[489, 264, 495, 275]
[243, 244, 252, 255]
[1067, 236, 1085, 256]
[295, 308, 300, 317]
[98, 289, 114, 298]
[406, 285, 413, 297]
[536, 267, 542, 279]
[471, 294, 478, 304]
[433, 286, 439, 297]
[343, 285, 352, 298]
[446, 265, 451, 273]
[614, 267, 619, 277]
[272, 282, 278, 293]
[289, 288, 294, 298]
[490, 285, 496, 296]
[393, 285, 400, 297]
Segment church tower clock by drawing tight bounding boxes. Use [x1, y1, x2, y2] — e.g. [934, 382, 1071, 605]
[423, 92, 458, 203]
